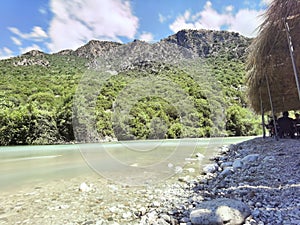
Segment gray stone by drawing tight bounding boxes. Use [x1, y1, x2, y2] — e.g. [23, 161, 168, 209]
[122, 211, 132, 219]
[220, 161, 233, 169]
[252, 209, 260, 217]
[95, 219, 105, 225]
[255, 202, 262, 208]
[220, 167, 234, 177]
[190, 198, 251, 225]
[220, 145, 230, 153]
[241, 154, 259, 164]
[82, 221, 94, 225]
[160, 214, 171, 222]
[232, 159, 243, 170]
[156, 218, 169, 225]
[203, 163, 219, 174]
[152, 201, 161, 207]
[139, 206, 147, 216]
[180, 217, 190, 223]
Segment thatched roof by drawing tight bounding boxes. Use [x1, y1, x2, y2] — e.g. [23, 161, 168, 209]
[246, 0, 300, 113]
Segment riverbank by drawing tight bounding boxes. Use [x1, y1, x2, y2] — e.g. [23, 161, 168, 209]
[0, 137, 299, 224]
[140, 137, 300, 225]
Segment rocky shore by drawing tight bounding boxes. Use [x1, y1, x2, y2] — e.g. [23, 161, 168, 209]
[0, 137, 299, 225]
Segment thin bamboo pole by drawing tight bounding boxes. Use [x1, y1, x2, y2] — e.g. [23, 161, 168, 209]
[284, 20, 300, 101]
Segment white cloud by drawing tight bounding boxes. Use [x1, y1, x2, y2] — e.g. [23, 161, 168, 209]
[11, 37, 22, 46]
[169, 0, 265, 37]
[8, 26, 48, 41]
[195, 1, 232, 30]
[260, 0, 272, 6]
[228, 9, 264, 37]
[3, 47, 13, 55]
[0, 47, 13, 59]
[47, 0, 139, 53]
[159, 13, 167, 23]
[39, 8, 47, 15]
[225, 5, 234, 12]
[139, 32, 154, 42]
[170, 2, 231, 33]
[20, 44, 42, 54]
[159, 13, 174, 24]
[169, 10, 198, 33]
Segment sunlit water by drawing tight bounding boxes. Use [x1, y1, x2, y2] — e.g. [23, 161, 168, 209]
[0, 137, 254, 191]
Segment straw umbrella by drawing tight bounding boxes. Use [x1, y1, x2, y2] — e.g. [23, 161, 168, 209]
[246, 0, 300, 115]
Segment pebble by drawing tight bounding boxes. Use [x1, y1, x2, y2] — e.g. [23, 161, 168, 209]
[79, 182, 90, 192]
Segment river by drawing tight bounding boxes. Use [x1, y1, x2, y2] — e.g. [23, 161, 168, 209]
[0, 137, 254, 191]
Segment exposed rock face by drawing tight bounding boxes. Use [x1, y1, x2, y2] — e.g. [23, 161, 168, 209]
[13, 58, 50, 67]
[69, 30, 251, 61]
[73, 40, 122, 59]
[15, 29, 251, 62]
[162, 29, 251, 59]
[190, 198, 251, 225]
[13, 50, 50, 67]
[55, 49, 75, 56]
[22, 50, 45, 57]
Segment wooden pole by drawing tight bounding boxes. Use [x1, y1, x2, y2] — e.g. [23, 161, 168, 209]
[265, 73, 279, 140]
[260, 89, 266, 138]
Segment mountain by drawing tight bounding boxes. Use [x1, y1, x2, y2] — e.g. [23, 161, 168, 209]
[56, 40, 122, 59]
[0, 29, 260, 145]
[10, 29, 251, 63]
[64, 29, 252, 60]
[162, 29, 251, 60]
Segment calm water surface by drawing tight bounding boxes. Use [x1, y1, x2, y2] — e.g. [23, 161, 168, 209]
[0, 137, 254, 190]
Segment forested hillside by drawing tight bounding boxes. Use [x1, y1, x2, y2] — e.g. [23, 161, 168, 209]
[0, 29, 260, 145]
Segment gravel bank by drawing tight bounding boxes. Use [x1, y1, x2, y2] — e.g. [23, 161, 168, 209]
[0, 137, 299, 225]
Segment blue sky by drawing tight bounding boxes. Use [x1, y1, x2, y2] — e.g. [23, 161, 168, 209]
[0, 0, 271, 59]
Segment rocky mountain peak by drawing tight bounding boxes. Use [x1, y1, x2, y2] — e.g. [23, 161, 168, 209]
[14, 50, 49, 67]
[55, 49, 75, 56]
[73, 40, 122, 59]
[22, 50, 46, 57]
[4, 29, 252, 63]
[162, 29, 252, 59]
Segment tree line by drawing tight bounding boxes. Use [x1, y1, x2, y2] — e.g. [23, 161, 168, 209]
[0, 53, 260, 145]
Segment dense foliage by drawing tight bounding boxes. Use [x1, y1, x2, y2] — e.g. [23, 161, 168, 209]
[0, 54, 85, 145]
[205, 51, 261, 135]
[0, 48, 260, 145]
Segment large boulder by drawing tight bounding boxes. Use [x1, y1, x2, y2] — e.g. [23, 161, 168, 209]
[190, 198, 251, 225]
